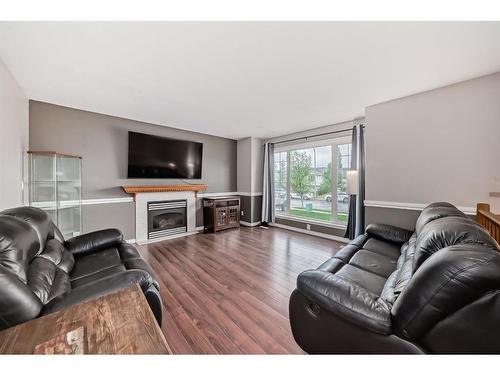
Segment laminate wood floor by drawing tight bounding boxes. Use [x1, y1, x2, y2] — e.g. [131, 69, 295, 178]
[136, 226, 344, 354]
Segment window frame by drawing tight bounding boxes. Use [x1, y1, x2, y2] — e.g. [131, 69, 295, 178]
[273, 135, 352, 228]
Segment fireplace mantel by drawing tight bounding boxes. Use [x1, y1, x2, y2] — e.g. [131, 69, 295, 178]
[122, 184, 207, 196]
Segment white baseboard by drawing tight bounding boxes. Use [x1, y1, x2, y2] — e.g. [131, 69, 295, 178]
[240, 220, 261, 227]
[269, 222, 350, 243]
[125, 239, 136, 244]
[196, 225, 204, 232]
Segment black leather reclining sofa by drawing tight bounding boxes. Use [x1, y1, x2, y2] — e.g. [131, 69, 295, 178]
[0, 206, 162, 331]
[289, 202, 500, 353]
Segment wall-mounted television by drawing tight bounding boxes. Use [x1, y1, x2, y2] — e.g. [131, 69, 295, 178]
[127, 131, 203, 179]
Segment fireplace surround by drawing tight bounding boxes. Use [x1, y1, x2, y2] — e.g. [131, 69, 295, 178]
[123, 186, 202, 244]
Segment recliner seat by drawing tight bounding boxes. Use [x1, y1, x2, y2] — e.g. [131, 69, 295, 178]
[289, 202, 500, 353]
[0, 206, 162, 330]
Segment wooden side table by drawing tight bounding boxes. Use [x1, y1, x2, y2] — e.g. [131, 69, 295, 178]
[203, 196, 241, 233]
[0, 284, 171, 354]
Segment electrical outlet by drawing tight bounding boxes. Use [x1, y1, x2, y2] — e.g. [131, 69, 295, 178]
[241, 210, 244, 216]
[306, 224, 311, 230]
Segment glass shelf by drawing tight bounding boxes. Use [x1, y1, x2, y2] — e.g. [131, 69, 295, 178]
[28, 152, 82, 239]
[31, 180, 81, 183]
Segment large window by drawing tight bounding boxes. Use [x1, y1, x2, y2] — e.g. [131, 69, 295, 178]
[274, 138, 352, 226]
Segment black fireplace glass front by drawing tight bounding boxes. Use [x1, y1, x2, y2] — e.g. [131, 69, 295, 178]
[152, 211, 186, 231]
[147, 200, 187, 235]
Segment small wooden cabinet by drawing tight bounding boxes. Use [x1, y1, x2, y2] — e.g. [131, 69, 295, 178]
[203, 196, 240, 233]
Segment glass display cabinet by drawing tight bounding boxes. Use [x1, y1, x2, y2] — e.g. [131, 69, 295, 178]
[28, 151, 82, 239]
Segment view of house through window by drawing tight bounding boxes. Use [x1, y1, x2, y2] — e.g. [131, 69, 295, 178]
[274, 138, 352, 225]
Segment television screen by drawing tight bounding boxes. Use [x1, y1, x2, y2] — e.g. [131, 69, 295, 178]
[127, 131, 203, 179]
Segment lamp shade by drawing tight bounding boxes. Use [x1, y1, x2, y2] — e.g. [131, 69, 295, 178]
[346, 170, 359, 195]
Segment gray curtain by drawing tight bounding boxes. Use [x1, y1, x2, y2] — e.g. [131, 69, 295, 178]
[345, 124, 365, 240]
[261, 142, 275, 224]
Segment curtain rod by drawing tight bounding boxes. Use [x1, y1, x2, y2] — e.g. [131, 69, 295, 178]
[270, 124, 364, 146]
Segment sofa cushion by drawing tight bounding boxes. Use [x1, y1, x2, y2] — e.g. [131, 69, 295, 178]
[0, 215, 40, 283]
[380, 269, 398, 304]
[71, 264, 126, 288]
[28, 258, 71, 304]
[331, 234, 400, 296]
[0, 270, 43, 330]
[350, 250, 398, 278]
[297, 270, 393, 335]
[393, 233, 417, 298]
[37, 239, 74, 273]
[334, 243, 365, 263]
[1, 206, 55, 254]
[318, 257, 345, 273]
[43, 269, 157, 316]
[363, 238, 401, 260]
[27, 239, 74, 305]
[336, 264, 388, 295]
[70, 247, 122, 281]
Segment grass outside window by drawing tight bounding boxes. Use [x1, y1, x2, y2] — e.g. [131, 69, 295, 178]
[288, 208, 348, 223]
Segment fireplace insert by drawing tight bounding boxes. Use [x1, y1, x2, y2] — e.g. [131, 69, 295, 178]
[147, 200, 187, 239]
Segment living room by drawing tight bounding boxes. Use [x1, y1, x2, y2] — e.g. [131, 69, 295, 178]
[2, 1, 500, 373]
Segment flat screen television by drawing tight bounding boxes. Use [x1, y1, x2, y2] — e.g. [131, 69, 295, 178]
[127, 131, 203, 179]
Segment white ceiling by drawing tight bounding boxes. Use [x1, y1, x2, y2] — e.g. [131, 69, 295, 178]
[1, 22, 500, 140]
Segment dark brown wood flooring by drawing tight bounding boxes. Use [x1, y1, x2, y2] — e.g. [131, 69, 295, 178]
[136, 226, 344, 354]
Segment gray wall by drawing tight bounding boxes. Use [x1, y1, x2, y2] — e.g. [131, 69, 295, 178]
[29, 101, 237, 238]
[366, 71, 500, 209]
[82, 202, 136, 238]
[0, 59, 28, 210]
[365, 206, 422, 231]
[365, 206, 475, 231]
[237, 138, 252, 193]
[237, 136, 264, 224]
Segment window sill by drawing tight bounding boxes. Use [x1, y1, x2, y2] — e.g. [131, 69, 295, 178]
[275, 214, 347, 230]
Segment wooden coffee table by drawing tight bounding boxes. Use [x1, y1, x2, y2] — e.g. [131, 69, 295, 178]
[0, 284, 171, 354]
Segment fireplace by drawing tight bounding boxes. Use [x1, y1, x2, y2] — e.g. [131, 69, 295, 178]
[129, 188, 198, 244]
[147, 200, 187, 240]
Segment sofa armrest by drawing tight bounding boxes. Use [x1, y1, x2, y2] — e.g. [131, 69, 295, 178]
[297, 270, 392, 334]
[366, 223, 413, 245]
[64, 228, 123, 256]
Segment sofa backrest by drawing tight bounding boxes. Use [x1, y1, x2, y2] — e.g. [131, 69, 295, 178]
[389, 203, 467, 301]
[391, 202, 500, 341]
[0, 206, 74, 330]
[392, 244, 500, 341]
[414, 204, 467, 235]
[413, 216, 498, 271]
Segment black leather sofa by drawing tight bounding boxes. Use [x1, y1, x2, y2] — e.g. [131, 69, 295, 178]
[0, 206, 162, 331]
[289, 202, 500, 353]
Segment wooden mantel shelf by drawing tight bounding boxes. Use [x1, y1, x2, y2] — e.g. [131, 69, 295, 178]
[122, 184, 208, 195]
